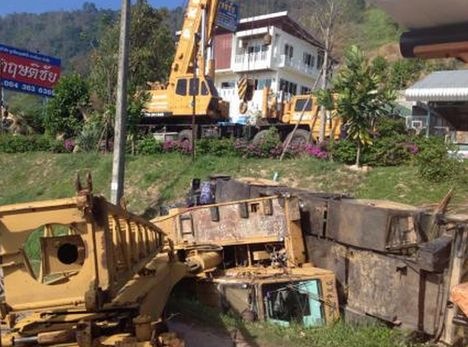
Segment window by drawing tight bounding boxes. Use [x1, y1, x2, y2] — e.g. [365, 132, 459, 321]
[279, 79, 297, 95]
[176, 79, 187, 96]
[303, 53, 315, 68]
[189, 78, 199, 96]
[294, 98, 313, 112]
[284, 44, 294, 59]
[301, 86, 311, 95]
[201, 81, 209, 96]
[221, 81, 236, 89]
[317, 50, 324, 69]
[255, 78, 272, 90]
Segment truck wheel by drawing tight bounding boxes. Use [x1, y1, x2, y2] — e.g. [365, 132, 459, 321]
[178, 130, 193, 146]
[251, 130, 270, 145]
[284, 129, 312, 146]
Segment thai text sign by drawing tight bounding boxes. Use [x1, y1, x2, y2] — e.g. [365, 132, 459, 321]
[0, 44, 61, 97]
[216, 0, 240, 32]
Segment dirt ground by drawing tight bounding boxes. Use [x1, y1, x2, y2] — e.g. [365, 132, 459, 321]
[168, 316, 258, 347]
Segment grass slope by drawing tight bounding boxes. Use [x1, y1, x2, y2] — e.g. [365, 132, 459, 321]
[167, 298, 428, 347]
[1, 152, 467, 216]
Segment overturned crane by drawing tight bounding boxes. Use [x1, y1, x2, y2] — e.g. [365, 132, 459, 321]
[0, 177, 219, 346]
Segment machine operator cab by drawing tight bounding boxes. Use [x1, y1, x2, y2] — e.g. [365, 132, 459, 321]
[144, 75, 229, 121]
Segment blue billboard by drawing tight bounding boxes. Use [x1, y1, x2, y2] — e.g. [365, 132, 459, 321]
[216, 0, 240, 32]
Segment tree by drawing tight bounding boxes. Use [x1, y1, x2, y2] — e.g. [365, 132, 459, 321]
[317, 46, 396, 167]
[89, 0, 174, 108]
[44, 74, 90, 138]
[303, 0, 364, 142]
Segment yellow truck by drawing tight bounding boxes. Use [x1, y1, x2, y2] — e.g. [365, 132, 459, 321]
[251, 88, 342, 145]
[143, 0, 230, 143]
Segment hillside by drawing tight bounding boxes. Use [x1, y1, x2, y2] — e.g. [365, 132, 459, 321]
[0, 153, 467, 218]
[0, 1, 399, 76]
[0, 2, 184, 74]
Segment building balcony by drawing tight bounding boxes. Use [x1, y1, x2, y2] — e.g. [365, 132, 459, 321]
[232, 51, 271, 72]
[275, 54, 320, 78]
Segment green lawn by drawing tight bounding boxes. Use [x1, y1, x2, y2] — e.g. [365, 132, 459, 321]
[1, 152, 467, 216]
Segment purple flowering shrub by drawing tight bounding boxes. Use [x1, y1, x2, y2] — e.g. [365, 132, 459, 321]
[162, 140, 192, 154]
[64, 139, 76, 152]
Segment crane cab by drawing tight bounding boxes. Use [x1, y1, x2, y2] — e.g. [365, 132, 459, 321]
[144, 75, 229, 122]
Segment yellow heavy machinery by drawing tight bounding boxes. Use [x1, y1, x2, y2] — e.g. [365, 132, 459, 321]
[143, 0, 230, 142]
[0, 177, 222, 346]
[153, 193, 340, 326]
[250, 87, 342, 145]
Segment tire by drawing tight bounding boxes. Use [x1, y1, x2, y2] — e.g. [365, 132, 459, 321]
[283, 129, 312, 146]
[178, 129, 193, 145]
[251, 130, 270, 145]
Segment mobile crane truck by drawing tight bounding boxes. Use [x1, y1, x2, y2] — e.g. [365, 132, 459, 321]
[142, 0, 342, 146]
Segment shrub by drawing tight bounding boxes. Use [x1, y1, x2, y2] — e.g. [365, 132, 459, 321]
[196, 138, 238, 157]
[367, 137, 415, 166]
[330, 140, 359, 165]
[375, 117, 408, 138]
[163, 140, 192, 154]
[304, 144, 329, 159]
[75, 123, 102, 152]
[0, 134, 65, 153]
[331, 136, 419, 167]
[135, 136, 163, 155]
[414, 137, 463, 181]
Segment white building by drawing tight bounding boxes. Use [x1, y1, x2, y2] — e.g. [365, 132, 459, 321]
[213, 11, 325, 124]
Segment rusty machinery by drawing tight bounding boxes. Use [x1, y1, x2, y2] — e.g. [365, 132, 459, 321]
[153, 194, 340, 327]
[196, 177, 467, 345]
[0, 178, 222, 346]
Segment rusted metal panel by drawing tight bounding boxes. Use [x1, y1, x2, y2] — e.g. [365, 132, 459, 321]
[326, 199, 424, 252]
[305, 235, 444, 335]
[167, 197, 290, 246]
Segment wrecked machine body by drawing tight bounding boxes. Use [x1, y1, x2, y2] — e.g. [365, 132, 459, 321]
[0, 180, 215, 346]
[153, 194, 340, 328]
[158, 176, 467, 345]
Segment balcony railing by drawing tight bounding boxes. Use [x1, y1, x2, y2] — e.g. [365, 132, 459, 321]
[233, 51, 269, 72]
[234, 51, 268, 64]
[276, 54, 318, 77]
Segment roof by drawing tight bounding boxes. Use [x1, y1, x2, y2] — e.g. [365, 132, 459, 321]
[216, 11, 324, 50]
[405, 70, 468, 102]
[370, 0, 468, 30]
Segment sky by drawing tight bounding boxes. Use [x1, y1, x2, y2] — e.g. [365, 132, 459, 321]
[0, 0, 186, 16]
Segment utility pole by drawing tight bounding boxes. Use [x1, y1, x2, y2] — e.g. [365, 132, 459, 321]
[191, 33, 200, 162]
[111, 0, 130, 205]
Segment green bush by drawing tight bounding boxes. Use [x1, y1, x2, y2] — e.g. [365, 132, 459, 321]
[331, 141, 363, 165]
[135, 135, 163, 155]
[414, 137, 463, 182]
[367, 136, 414, 167]
[332, 135, 417, 167]
[196, 138, 238, 157]
[75, 123, 102, 152]
[376, 117, 408, 138]
[0, 134, 64, 153]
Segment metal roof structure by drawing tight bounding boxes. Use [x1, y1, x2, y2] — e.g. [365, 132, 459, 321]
[216, 11, 325, 50]
[406, 70, 468, 102]
[370, 0, 468, 29]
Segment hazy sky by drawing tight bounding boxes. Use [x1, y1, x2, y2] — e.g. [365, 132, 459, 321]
[0, 1, 186, 16]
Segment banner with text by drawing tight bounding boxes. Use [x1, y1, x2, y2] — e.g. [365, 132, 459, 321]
[217, 0, 240, 32]
[0, 44, 61, 97]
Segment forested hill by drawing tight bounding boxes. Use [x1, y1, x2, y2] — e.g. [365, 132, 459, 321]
[0, 0, 398, 74]
[0, 2, 184, 74]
